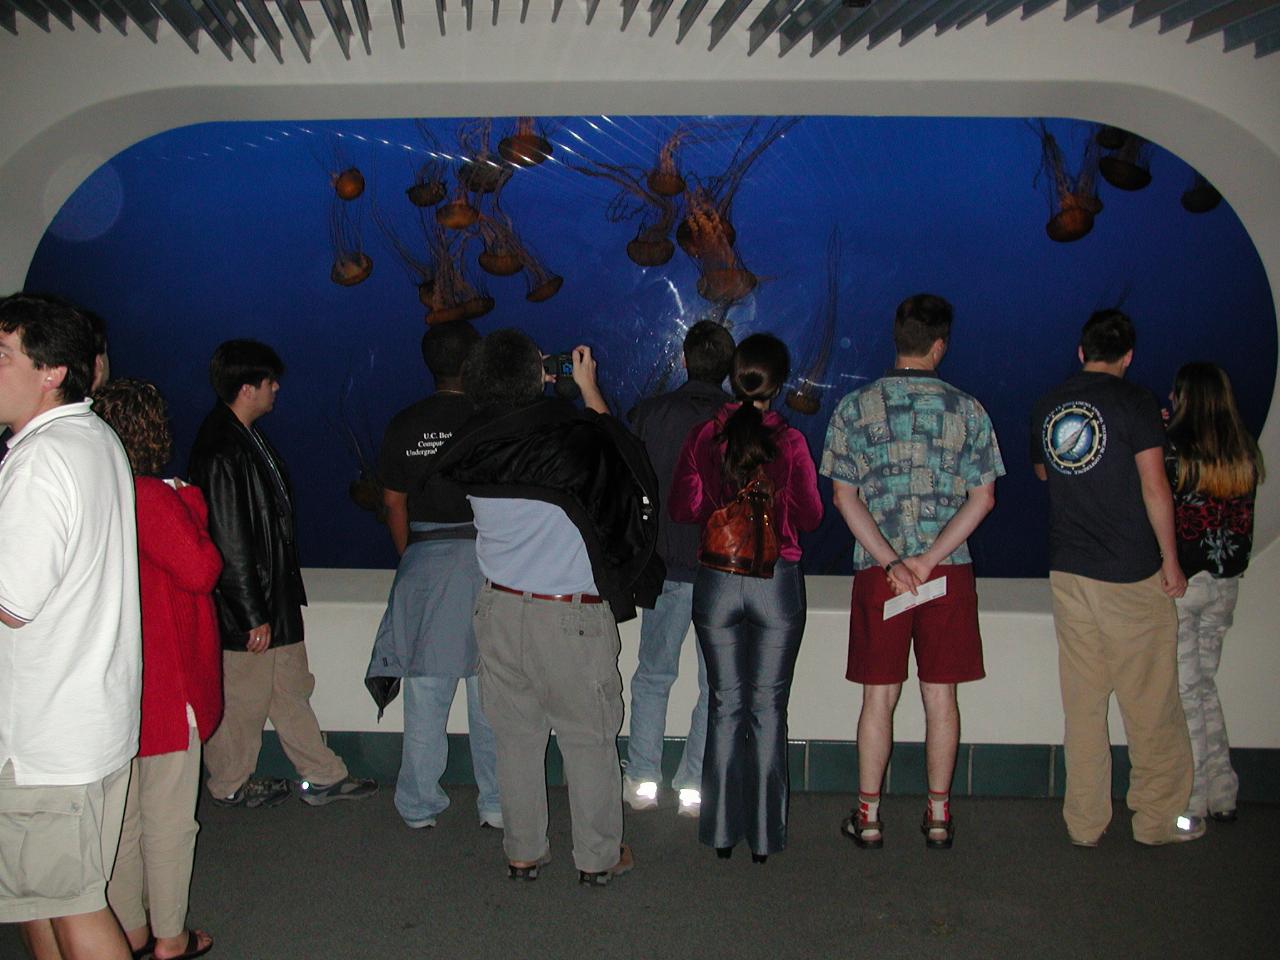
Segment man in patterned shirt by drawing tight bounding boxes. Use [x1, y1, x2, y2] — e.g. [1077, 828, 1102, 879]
[821, 294, 1003, 851]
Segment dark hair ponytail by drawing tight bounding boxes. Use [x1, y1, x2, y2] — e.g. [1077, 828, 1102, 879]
[720, 333, 789, 486]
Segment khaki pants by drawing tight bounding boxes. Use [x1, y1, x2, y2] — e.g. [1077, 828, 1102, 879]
[107, 728, 200, 938]
[0, 760, 130, 923]
[473, 586, 625, 873]
[1050, 571, 1192, 844]
[204, 643, 347, 799]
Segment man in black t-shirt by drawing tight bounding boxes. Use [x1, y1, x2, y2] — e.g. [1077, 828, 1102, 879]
[366, 320, 503, 831]
[1030, 310, 1196, 847]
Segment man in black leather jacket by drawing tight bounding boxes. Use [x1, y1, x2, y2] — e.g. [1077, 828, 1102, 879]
[189, 340, 376, 809]
[433, 329, 662, 886]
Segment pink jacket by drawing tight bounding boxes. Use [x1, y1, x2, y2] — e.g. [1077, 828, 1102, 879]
[669, 403, 823, 562]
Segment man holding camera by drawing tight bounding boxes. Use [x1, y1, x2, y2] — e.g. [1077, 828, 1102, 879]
[432, 331, 663, 887]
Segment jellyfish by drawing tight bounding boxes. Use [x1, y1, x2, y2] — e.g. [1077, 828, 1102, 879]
[329, 196, 372, 286]
[570, 156, 682, 268]
[404, 120, 450, 208]
[371, 203, 440, 308]
[435, 179, 481, 230]
[695, 260, 756, 306]
[313, 130, 368, 201]
[499, 117, 554, 167]
[418, 222, 490, 325]
[517, 231, 564, 303]
[456, 118, 513, 195]
[1031, 121, 1102, 244]
[675, 117, 798, 262]
[1098, 130, 1153, 191]
[785, 230, 841, 416]
[677, 186, 736, 260]
[1181, 172, 1222, 214]
[333, 168, 365, 201]
[647, 128, 689, 197]
[475, 206, 528, 277]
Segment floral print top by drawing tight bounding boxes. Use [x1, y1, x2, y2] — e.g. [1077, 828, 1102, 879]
[1166, 448, 1256, 579]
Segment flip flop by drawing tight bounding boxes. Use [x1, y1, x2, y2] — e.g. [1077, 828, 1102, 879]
[150, 929, 213, 960]
[130, 936, 155, 960]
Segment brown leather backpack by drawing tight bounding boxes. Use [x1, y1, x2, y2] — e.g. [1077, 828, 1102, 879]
[698, 468, 779, 578]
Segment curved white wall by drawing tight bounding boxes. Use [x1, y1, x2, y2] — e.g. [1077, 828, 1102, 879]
[2, 9, 1277, 746]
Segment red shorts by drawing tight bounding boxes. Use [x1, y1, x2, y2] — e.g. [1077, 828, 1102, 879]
[846, 563, 985, 685]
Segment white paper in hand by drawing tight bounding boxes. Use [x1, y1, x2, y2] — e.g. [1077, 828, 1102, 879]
[883, 575, 947, 620]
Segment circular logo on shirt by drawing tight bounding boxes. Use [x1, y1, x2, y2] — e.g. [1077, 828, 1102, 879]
[1042, 401, 1106, 475]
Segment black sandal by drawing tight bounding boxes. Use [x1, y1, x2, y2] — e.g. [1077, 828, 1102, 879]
[507, 853, 550, 880]
[841, 811, 884, 849]
[921, 812, 955, 850]
[578, 844, 634, 887]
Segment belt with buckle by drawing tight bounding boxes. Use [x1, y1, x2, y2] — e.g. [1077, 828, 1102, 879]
[488, 582, 603, 604]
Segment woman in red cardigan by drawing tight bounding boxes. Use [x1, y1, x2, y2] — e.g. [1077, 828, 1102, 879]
[96, 379, 222, 960]
[669, 334, 823, 863]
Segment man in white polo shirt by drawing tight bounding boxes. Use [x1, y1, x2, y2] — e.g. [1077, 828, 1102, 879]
[0, 294, 141, 960]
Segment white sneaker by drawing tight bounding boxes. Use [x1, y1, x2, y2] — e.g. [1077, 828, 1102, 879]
[623, 777, 659, 811]
[405, 816, 437, 830]
[1138, 815, 1206, 845]
[677, 788, 701, 818]
[480, 811, 504, 830]
[1168, 815, 1207, 843]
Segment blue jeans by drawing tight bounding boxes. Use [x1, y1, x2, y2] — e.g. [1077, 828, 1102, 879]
[626, 580, 708, 791]
[395, 675, 500, 824]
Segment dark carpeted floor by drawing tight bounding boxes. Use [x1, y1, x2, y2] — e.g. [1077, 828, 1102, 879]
[4, 788, 1278, 959]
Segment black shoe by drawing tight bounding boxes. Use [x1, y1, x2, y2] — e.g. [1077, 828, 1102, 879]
[578, 845, 634, 887]
[1210, 809, 1238, 824]
[297, 776, 378, 806]
[211, 777, 291, 809]
[751, 852, 768, 864]
[716, 847, 733, 860]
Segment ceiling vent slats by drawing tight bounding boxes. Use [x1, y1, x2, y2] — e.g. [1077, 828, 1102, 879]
[88, 0, 130, 34]
[33, 0, 76, 31]
[3, 0, 1278, 61]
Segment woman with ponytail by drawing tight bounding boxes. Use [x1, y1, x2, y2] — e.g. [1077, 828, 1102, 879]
[1166, 362, 1264, 824]
[669, 333, 823, 862]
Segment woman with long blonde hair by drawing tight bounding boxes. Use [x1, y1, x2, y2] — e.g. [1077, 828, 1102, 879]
[1166, 362, 1264, 825]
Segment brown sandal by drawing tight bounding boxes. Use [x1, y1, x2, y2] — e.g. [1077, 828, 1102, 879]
[841, 811, 884, 849]
[921, 812, 955, 850]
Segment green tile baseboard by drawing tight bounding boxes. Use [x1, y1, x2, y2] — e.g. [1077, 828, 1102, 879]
[251, 732, 1280, 803]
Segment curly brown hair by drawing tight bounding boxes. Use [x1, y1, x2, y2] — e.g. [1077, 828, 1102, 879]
[92, 378, 172, 476]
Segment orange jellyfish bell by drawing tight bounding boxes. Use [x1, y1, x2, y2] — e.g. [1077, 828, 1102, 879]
[436, 199, 480, 230]
[526, 275, 564, 303]
[785, 388, 822, 416]
[330, 253, 373, 286]
[333, 168, 365, 201]
[677, 216, 736, 259]
[478, 250, 524, 276]
[626, 237, 675, 267]
[425, 304, 468, 327]
[1045, 196, 1095, 243]
[647, 170, 685, 197]
[499, 133, 553, 167]
[406, 182, 446, 207]
[697, 267, 756, 305]
[459, 160, 510, 195]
